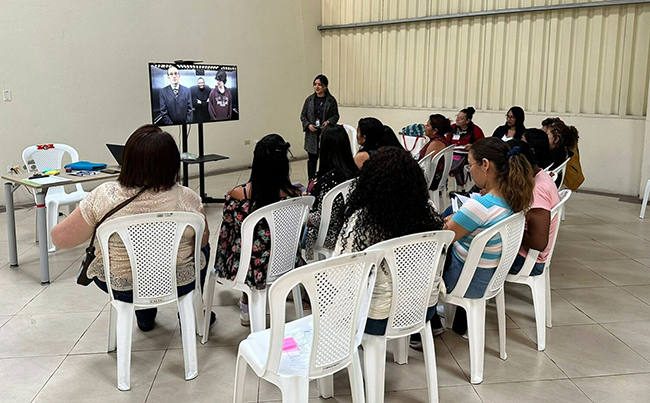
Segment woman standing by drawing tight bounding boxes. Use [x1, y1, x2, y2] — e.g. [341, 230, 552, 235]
[492, 106, 525, 141]
[300, 74, 340, 179]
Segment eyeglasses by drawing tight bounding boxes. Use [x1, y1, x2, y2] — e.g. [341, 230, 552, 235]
[505, 114, 515, 119]
[467, 160, 481, 169]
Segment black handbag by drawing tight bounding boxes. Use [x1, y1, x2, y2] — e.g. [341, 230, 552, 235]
[76, 187, 147, 286]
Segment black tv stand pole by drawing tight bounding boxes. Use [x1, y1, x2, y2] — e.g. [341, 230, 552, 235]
[180, 122, 229, 204]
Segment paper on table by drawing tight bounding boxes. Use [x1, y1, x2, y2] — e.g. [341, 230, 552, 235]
[21, 176, 72, 186]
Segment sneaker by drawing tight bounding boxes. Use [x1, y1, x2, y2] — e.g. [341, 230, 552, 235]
[239, 299, 250, 327]
[137, 319, 155, 332]
[409, 338, 423, 351]
[461, 331, 469, 340]
[432, 326, 446, 337]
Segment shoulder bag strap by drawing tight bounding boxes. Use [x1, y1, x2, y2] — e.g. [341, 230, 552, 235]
[86, 187, 148, 248]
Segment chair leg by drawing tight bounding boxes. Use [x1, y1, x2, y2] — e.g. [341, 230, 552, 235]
[115, 301, 134, 391]
[249, 289, 267, 333]
[317, 375, 333, 398]
[362, 333, 387, 403]
[178, 293, 199, 381]
[421, 326, 439, 403]
[281, 377, 309, 403]
[349, 348, 366, 403]
[466, 300, 486, 384]
[545, 270, 552, 328]
[46, 201, 59, 253]
[443, 303, 456, 329]
[390, 337, 409, 365]
[495, 291, 507, 360]
[193, 290, 204, 337]
[233, 353, 248, 403]
[107, 303, 117, 352]
[530, 277, 547, 351]
[640, 180, 650, 219]
[202, 269, 217, 344]
[292, 285, 304, 319]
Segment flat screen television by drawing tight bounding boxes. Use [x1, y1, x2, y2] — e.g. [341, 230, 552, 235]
[148, 62, 239, 126]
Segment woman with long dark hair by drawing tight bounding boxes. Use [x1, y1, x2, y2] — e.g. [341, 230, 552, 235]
[492, 106, 525, 141]
[335, 147, 444, 335]
[214, 134, 301, 325]
[353, 117, 400, 168]
[441, 137, 534, 334]
[523, 128, 553, 170]
[300, 74, 340, 179]
[303, 125, 359, 260]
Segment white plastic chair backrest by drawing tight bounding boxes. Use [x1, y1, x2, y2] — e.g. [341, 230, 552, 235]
[314, 178, 354, 253]
[342, 124, 359, 155]
[22, 143, 84, 196]
[264, 250, 382, 378]
[449, 212, 525, 300]
[235, 196, 315, 286]
[429, 145, 454, 193]
[550, 157, 570, 189]
[367, 230, 455, 338]
[96, 211, 205, 306]
[418, 151, 434, 188]
[543, 163, 554, 172]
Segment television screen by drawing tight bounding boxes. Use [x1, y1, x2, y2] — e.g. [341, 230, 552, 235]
[148, 62, 239, 126]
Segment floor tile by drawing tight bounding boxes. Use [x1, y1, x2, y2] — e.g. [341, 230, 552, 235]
[621, 284, 650, 305]
[579, 259, 650, 286]
[601, 320, 650, 361]
[0, 282, 45, 315]
[504, 285, 594, 328]
[34, 351, 164, 402]
[0, 355, 65, 403]
[474, 379, 592, 403]
[557, 287, 650, 323]
[573, 373, 650, 403]
[442, 329, 566, 384]
[553, 240, 627, 262]
[168, 304, 251, 349]
[18, 276, 108, 314]
[600, 238, 650, 260]
[0, 312, 98, 358]
[147, 346, 259, 403]
[566, 224, 641, 242]
[549, 260, 613, 289]
[636, 258, 650, 268]
[522, 324, 650, 377]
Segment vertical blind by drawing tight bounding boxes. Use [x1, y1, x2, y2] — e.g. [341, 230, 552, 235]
[321, 0, 650, 116]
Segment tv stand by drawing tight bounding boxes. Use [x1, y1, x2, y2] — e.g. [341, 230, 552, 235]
[180, 123, 229, 204]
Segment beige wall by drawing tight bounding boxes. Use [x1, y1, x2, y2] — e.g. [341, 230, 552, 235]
[338, 106, 646, 196]
[0, 0, 322, 206]
[323, 1, 650, 197]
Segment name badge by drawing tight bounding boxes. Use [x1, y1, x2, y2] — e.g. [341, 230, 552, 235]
[452, 134, 460, 141]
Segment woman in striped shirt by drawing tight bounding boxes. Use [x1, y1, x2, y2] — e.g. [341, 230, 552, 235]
[442, 137, 534, 333]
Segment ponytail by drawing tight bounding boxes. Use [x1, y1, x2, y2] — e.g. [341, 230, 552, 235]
[470, 138, 534, 213]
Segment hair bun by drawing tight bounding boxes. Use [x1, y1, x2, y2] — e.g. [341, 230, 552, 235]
[506, 146, 521, 159]
[467, 106, 475, 114]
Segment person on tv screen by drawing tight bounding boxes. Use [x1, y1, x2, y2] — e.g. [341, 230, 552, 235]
[208, 70, 233, 121]
[191, 77, 211, 123]
[159, 66, 193, 125]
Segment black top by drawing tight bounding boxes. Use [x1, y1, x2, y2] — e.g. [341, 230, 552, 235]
[492, 125, 524, 140]
[313, 95, 326, 126]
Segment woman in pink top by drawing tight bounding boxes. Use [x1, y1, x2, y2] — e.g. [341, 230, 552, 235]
[507, 136, 561, 276]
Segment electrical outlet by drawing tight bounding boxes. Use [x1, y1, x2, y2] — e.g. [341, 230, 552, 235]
[244, 139, 251, 145]
[3, 90, 11, 102]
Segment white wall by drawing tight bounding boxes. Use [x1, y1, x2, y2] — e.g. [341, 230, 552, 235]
[0, 0, 322, 206]
[339, 106, 647, 196]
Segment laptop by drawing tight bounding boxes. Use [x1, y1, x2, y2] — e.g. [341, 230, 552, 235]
[106, 144, 125, 166]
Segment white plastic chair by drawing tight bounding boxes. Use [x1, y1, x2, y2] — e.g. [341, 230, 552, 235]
[505, 190, 571, 351]
[399, 134, 428, 159]
[640, 179, 650, 219]
[233, 251, 381, 403]
[439, 212, 525, 384]
[22, 143, 89, 252]
[203, 196, 315, 340]
[550, 157, 570, 190]
[542, 163, 554, 172]
[342, 124, 359, 155]
[362, 230, 455, 403]
[97, 211, 206, 391]
[419, 145, 454, 212]
[312, 178, 354, 261]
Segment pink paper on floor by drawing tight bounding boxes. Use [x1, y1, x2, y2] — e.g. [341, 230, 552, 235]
[282, 337, 298, 352]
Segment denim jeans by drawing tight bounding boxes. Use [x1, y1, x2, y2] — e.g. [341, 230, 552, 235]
[94, 244, 210, 324]
[365, 305, 438, 336]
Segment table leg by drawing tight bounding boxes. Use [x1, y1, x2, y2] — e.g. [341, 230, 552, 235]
[35, 190, 50, 284]
[4, 182, 18, 267]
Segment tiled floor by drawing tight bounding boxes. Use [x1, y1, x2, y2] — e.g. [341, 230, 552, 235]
[2, 159, 650, 402]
